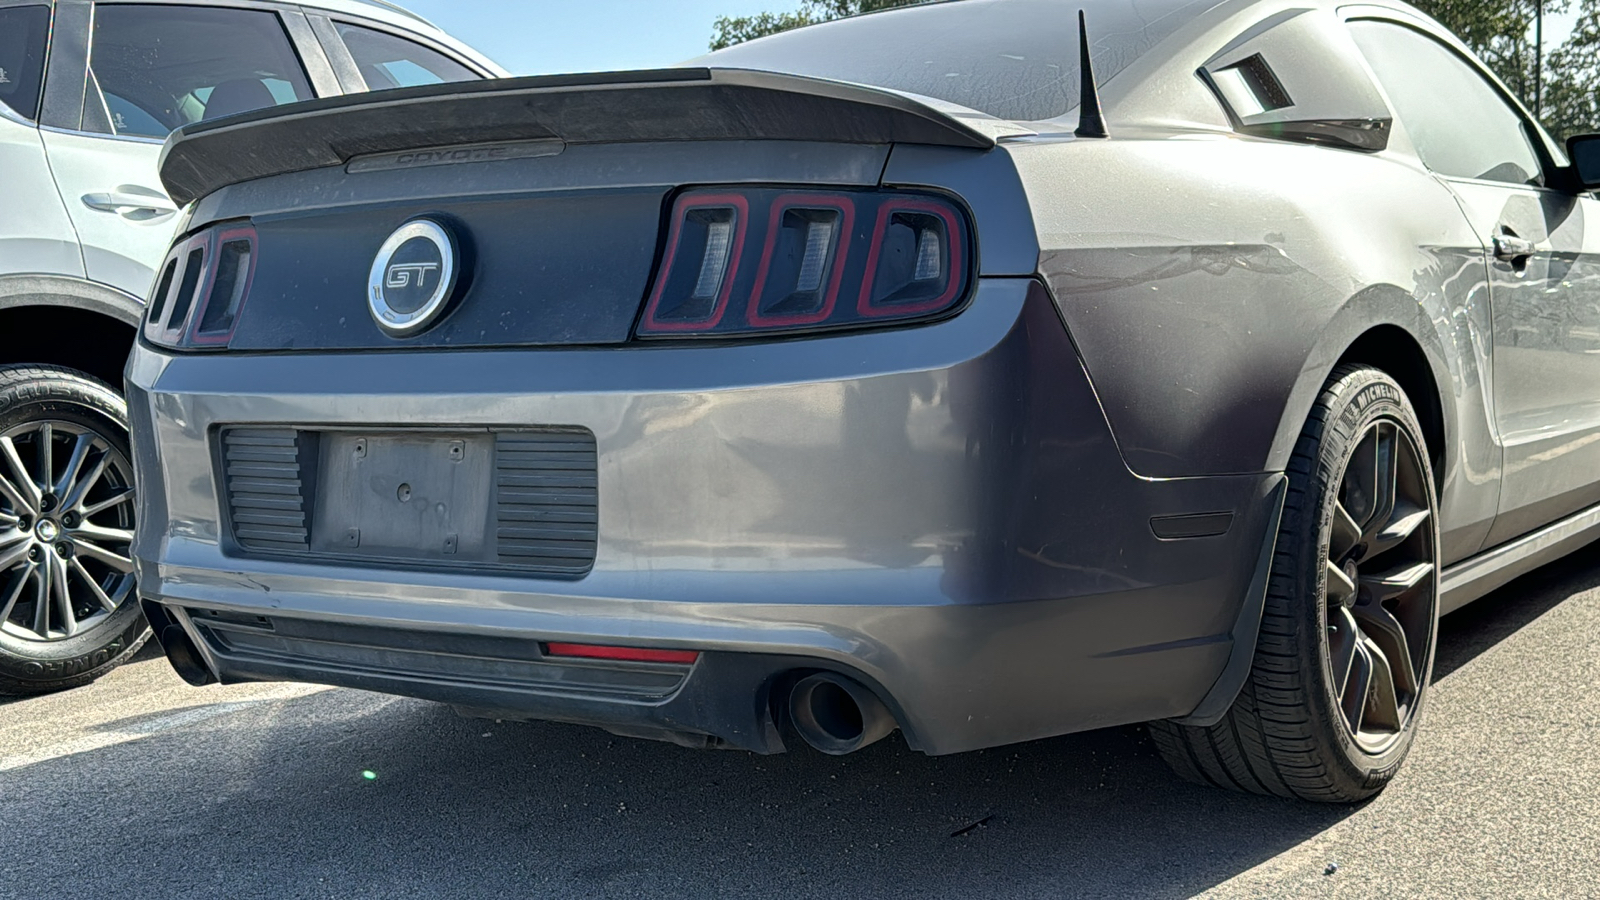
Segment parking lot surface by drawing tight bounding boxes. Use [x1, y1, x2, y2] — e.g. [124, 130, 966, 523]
[2, 546, 1598, 900]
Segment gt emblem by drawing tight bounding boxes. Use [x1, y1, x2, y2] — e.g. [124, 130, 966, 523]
[384, 262, 440, 290]
[367, 219, 459, 337]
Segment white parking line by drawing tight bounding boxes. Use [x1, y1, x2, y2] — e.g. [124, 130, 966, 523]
[0, 684, 330, 772]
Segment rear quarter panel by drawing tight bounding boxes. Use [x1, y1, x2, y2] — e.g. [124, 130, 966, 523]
[1008, 134, 1500, 563]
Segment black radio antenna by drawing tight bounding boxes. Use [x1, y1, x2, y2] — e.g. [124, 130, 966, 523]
[1074, 9, 1109, 138]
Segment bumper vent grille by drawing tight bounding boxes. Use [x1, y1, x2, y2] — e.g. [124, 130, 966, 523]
[495, 430, 598, 574]
[220, 426, 597, 575]
[223, 428, 310, 551]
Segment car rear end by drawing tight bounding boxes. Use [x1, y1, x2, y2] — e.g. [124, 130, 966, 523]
[128, 70, 1281, 755]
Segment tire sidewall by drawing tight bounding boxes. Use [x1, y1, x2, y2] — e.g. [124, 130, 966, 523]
[0, 367, 147, 693]
[1295, 368, 1441, 793]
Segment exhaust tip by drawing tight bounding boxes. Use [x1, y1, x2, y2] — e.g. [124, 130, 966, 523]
[157, 624, 218, 687]
[788, 672, 896, 755]
[140, 598, 218, 687]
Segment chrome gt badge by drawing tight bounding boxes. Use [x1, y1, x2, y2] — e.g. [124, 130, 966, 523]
[368, 218, 459, 337]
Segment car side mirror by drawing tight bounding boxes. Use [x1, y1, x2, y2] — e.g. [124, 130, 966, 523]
[1566, 134, 1600, 190]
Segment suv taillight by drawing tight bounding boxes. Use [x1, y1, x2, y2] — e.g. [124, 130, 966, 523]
[637, 187, 971, 338]
[143, 223, 257, 350]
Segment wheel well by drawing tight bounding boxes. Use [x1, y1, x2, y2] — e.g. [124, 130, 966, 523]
[1336, 326, 1446, 480]
[0, 305, 136, 391]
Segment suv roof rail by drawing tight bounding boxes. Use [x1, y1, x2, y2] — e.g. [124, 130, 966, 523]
[348, 0, 436, 28]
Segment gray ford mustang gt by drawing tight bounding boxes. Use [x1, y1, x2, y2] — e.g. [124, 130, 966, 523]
[108, 0, 1600, 802]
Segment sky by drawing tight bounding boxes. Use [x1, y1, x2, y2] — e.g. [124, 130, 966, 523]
[403, 0, 1586, 77]
[402, 0, 808, 75]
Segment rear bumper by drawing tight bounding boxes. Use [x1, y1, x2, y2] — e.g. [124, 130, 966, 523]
[128, 279, 1283, 754]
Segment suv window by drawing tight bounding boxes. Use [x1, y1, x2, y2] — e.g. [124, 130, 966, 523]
[0, 5, 50, 121]
[87, 5, 314, 139]
[336, 23, 476, 90]
[1350, 20, 1542, 186]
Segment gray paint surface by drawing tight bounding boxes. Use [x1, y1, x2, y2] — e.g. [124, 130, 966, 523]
[130, 281, 1279, 752]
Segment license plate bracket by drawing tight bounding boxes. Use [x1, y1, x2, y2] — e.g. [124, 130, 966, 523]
[310, 432, 494, 563]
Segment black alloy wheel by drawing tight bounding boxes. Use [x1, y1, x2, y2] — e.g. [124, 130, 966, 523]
[1149, 365, 1441, 803]
[1323, 417, 1436, 754]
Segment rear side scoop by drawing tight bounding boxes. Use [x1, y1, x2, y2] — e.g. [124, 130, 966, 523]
[158, 67, 998, 206]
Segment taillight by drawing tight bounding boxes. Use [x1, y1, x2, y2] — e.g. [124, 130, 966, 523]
[640, 194, 749, 332]
[143, 222, 257, 350]
[637, 187, 971, 338]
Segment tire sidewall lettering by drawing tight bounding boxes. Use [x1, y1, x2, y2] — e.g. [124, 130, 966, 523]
[17, 637, 125, 679]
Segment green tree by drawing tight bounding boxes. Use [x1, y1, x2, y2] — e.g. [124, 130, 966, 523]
[1540, 1, 1600, 138]
[710, 0, 929, 51]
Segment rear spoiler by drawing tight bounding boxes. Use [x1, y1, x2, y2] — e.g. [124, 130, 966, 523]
[158, 67, 997, 205]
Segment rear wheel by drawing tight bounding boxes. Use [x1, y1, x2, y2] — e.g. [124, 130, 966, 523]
[0, 365, 146, 696]
[1149, 365, 1440, 802]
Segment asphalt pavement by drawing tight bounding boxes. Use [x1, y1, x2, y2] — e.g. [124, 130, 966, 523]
[2, 544, 1598, 899]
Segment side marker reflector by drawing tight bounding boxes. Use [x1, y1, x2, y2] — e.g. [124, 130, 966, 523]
[544, 642, 700, 665]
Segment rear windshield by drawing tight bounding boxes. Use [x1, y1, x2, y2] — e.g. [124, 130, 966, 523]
[697, 0, 1222, 122]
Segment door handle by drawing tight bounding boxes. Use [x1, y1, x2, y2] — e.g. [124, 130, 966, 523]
[1492, 231, 1536, 266]
[81, 190, 177, 215]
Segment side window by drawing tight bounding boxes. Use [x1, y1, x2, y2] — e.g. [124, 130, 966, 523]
[1350, 20, 1542, 186]
[336, 23, 478, 91]
[0, 5, 50, 122]
[87, 5, 315, 139]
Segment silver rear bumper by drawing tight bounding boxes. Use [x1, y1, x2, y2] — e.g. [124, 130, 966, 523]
[128, 279, 1282, 753]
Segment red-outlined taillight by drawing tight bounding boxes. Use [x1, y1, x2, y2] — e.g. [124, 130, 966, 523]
[544, 642, 701, 665]
[143, 221, 257, 351]
[144, 232, 209, 349]
[639, 192, 750, 333]
[187, 224, 257, 346]
[857, 199, 964, 318]
[745, 193, 856, 328]
[635, 188, 971, 339]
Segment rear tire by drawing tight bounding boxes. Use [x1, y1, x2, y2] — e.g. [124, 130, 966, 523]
[1150, 365, 1440, 802]
[0, 365, 147, 696]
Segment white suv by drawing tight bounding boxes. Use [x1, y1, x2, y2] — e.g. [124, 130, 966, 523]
[0, 0, 502, 694]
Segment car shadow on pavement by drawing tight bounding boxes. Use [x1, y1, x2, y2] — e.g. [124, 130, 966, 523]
[0, 690, 1354, 900]
[3, 544, 1594, 899]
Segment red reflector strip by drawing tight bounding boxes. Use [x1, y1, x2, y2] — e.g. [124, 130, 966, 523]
[544, 642, 700, 665]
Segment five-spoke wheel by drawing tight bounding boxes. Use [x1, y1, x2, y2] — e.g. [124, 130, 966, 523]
[1324, 419, 1436, 754]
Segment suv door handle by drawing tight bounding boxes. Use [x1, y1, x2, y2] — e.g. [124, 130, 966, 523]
[81, 190, 177, 215]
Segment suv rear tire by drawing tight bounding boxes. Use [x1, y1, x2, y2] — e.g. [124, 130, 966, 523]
[1149, 365, 1441, 802]
[0, 364, 147, 696]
